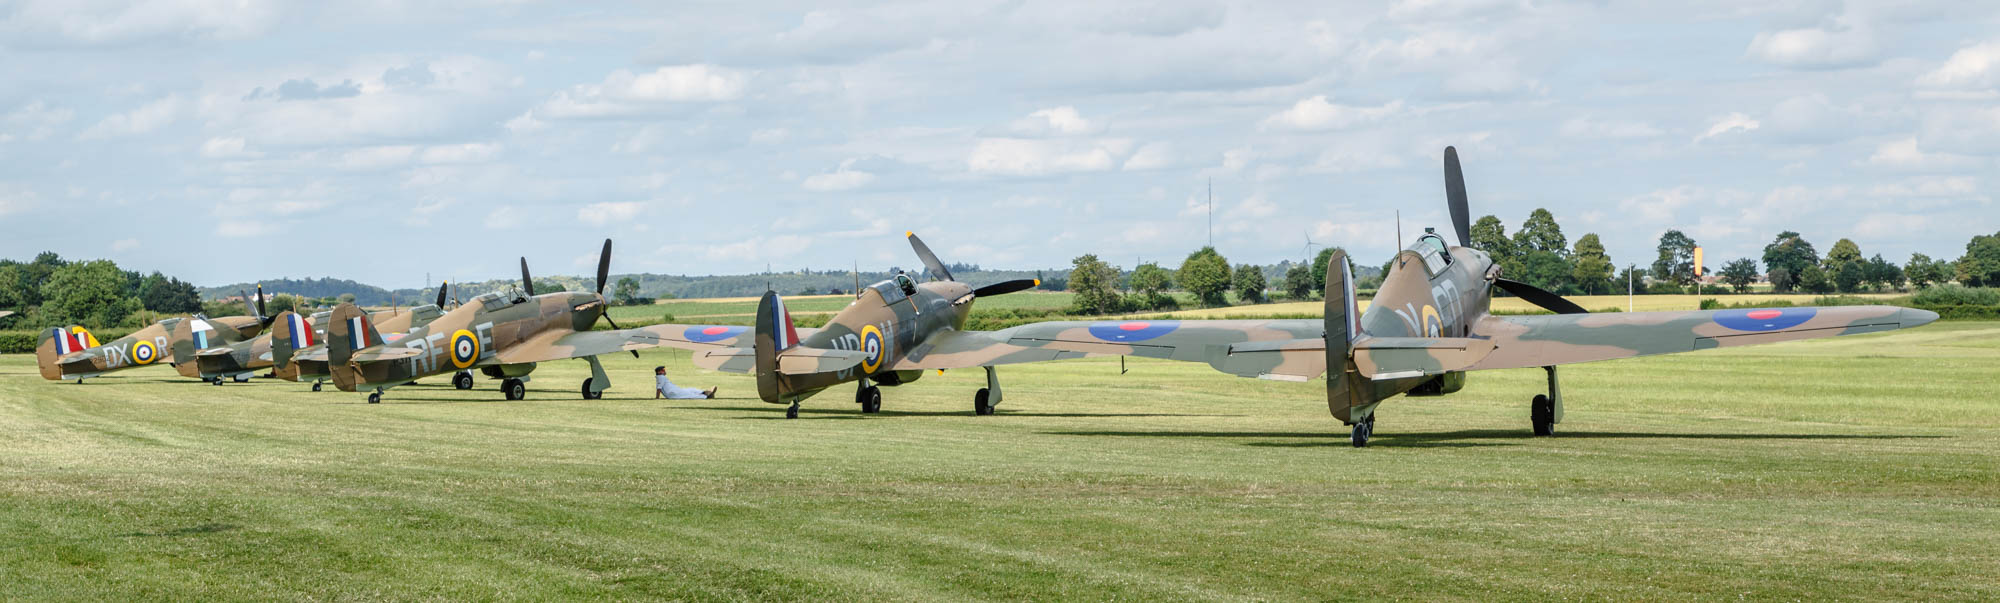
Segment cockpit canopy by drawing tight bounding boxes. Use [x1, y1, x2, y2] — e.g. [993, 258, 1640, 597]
[474, 291, 516, 310]
[1414, 233, 1452, 275]
[868, 279, 909, 304]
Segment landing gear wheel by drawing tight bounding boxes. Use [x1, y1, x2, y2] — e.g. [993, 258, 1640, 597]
[581, 378, 602, 400]
[1351, 415, 1374, 448]
[857, 387, 882, 414]
[1531, 394, 1556, 436]
[973, 388, 995, 416]
[453, 371, 474, 390]
[785, 403, 800, 419]
[503, 379, 526, 401]
[311, 382, 323, 392]
[210, 377, 224, 386]
[367, 392, 381, 404]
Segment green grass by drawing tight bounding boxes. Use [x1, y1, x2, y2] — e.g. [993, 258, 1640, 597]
[1, 322, 1997, 599]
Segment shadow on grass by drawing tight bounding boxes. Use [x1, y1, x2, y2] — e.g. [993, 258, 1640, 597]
[1048, 429, 1946, 449]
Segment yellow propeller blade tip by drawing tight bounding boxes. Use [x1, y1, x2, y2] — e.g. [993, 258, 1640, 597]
[1033, 279, 1041, 286]
[905, 231, 914, 237]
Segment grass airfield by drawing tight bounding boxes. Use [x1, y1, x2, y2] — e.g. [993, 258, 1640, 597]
[1, 322, 1996, 600]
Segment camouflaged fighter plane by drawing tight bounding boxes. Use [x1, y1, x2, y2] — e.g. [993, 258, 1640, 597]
[322, 240, 734, 403]
[35, 298, 270, 383]
[165, 285, 285, 384]
[269, 285, 455, 391]
[984, 147, 1940, 446]
[641, 233, 1088, 419]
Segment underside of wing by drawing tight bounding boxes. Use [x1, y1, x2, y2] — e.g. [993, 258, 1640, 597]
[997, 319, 1327, 380]
[1465, 305, 1935, 371]
[888, 330, 1096, 370]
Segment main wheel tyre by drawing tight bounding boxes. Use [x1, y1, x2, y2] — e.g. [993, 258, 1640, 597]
[311, 382, 322, 392]
[973, 388, 994, 416]
[861, 387, 882, 413]
[1351, 415, 1374, 448]
[453, 371, 474, 390]
[210, 377, 224, 386]
[581, 378, 601, 400]
[367, 392, 381, 404]
[1531, 394, 1555, 436]
[785, 403, 800, 419]
[503, 379, 526, 401]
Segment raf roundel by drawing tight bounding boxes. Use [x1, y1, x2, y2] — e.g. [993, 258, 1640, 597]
[130, 340, 158, 365]
[449, 329, 481, 369]
[1712, 307, 1818, 332]
[683, 325, 748, 343]
[859, 324, 887, 374]
[1087, 320, 1181, 343]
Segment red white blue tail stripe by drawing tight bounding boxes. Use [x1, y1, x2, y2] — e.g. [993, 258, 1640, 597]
[190, 319, 213, 349]
[347, 316, 371, 350]
[769, 294, 799, 350]
[49, 328, 87, 355]
[287, 313, 315, 348]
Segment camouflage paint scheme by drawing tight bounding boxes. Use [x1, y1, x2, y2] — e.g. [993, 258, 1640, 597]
[35, 314, 265, 381]
[270, 306, 443, 385]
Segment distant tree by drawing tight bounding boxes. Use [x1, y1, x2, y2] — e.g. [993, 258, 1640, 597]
[0, 263, 19, 310]
[1512, 208, 1569, 257]
[1798, 264, 1834, 294]
[614, 277, 642, 305]
[1178, 246, 1232, 307]
[1652, 230, 1699, 287]
[1833, 260, 1864, 293]
[40, 260, 139, 329]
[1825, 238, 1863, 272]
[1283, 263, 1314, 300]
[1958, 231, 2000, 287]
[1066, 254, 1123, 314]
[338, 293, 357, 304]
[1762, 231, 1819, 291]
[139, 274, 202, 313]
[267, 293, 303, 315]
[1309, 247, 1345, 293]
[1518, 250, 1573, 293]
[1471, 215, 1524, 278]
[532, 279, 568, 294]
[1129, 262, 1173, 308]
[1571, 233, 1613, 294]
[1766, 267, 1793, 293]
[1720, 259, 1759, 293]
[1866, 254, 1904, 291]
[1616, 265, 1648, 295]
[1906, 253, 1941, 289]
[1232, 264, 1266, 304]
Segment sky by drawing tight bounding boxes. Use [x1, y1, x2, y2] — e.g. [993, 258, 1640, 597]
[1, 0, 1996, 289]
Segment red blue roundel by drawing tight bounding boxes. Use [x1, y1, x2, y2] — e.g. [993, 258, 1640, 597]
[684, 325, 747, 343]
[1713, 307, 1817, 332]
[1088, 320, 1180, 342]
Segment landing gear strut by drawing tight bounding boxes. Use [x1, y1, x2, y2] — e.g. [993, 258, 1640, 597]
[1351, 413, 1374, 448]
[856, 380, 882, 414]
[973, 366, 1002, 416]
[1532, 365, 1562, 436]
[581, 357, 609, 400]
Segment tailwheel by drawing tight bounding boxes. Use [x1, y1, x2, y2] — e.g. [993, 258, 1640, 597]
[311, 381, 322, 392]
[581, 378, 602, 400]
[857, 386, 882, 414]
[453, 371, 474, 390]
[210, 377, 224, 386]
[785, 403, 800, 419]
[973, 388, 995, 416]
[1350, 414, 1374, 448]
[503, 379, 526, 401]
[1531, 394, 1556, 436]
[367, 391, 382, 404]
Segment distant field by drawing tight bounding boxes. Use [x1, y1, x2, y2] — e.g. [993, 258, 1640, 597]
[609, 291, 1081, 324]
[0, 322, 1994, 599]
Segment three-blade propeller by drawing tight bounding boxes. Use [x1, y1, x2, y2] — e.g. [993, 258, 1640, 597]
[1443, 146, 1587, 316]
[518, 239, 635, 356]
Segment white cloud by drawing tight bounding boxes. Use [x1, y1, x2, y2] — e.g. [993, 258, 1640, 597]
[1744, 16, 1878, 69]
[1617, 186, 1706, 223]
[3, 0, 281, 45]
[0, 184, 36, 216]
[1864, 138, 1977, 170]
[1854, 213, 1932, 239]
[1918, 40, 2000, 90]
[578, 201, 647, 226]
[111, 238, 140, 252]
[199, 136, 256, 158]
[78, 94, 181, 139]
[966, 138, 1130, 176]
[1122, 142, 1174, 171]
[338, 145, 417, 170]
[801, 159, 876, 191]
[534, 64, 748, 119]
[1694, 112, 1759, 143]
[1, 101, 73, 142]
[216, 220, 275, 238]
[1008, 106, 1099, 137]
[1558, 116, 1662, 139]
[1261, 95, 1402, 131]
[750, 128, 789, 144]
[484, 206, 524, 229]
[419, 143, 500, 164]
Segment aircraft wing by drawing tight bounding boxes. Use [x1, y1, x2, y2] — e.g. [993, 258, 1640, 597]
[491, 324, 826, 365]
[995, 319, 1329, 381]
[1462, 305, 1936, 371]
[351, 347, 424, 362]
[887, 329, 1097, 370]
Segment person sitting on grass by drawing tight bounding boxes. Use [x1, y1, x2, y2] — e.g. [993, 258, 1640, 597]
[655, 366, 716, 399]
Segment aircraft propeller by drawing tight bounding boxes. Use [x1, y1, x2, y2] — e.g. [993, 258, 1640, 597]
[1443, 146, 1588, 316]
[244, 284, 273, 327]
[905, 232, 1039, 299]
[434, 281, 449, 308]
[520, 258, 535, 297]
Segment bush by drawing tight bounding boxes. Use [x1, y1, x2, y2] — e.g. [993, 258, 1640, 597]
[1649, 282, 1684, 295]
[1911, 285, 2000, 306]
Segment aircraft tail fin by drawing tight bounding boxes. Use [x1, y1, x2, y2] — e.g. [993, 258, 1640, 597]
[271, 310, 313, 380]
[1322, 251, 1378, 424]
[34, 327, 86, 380]
[324, 303, 377, 392]
[753, 290, 801, 403]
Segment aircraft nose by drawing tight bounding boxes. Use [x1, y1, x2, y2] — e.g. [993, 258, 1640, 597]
[1899, 307, 1940, 328]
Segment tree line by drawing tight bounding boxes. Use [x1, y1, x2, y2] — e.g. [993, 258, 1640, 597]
[0, 253, 204, 330]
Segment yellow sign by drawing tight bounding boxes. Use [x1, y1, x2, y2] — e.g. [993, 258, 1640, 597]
[1693, 246, 1704, 277]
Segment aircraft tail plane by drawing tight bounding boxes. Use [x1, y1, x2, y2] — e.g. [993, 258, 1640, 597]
[324, 303, 379, 392]
[271, 310, 313, 381]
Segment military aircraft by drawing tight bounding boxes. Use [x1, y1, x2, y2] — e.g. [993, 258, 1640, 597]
[323, 240, 727, 403]
[983, 147, 1939, 445]
[35, 298, 269, 383]
[650, 233, 1088, 418]
[165, 286, 282, 384]
[269, 285, 454, 391]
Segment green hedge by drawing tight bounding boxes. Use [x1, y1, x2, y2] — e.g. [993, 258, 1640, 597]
[0, 328, 139, 354]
